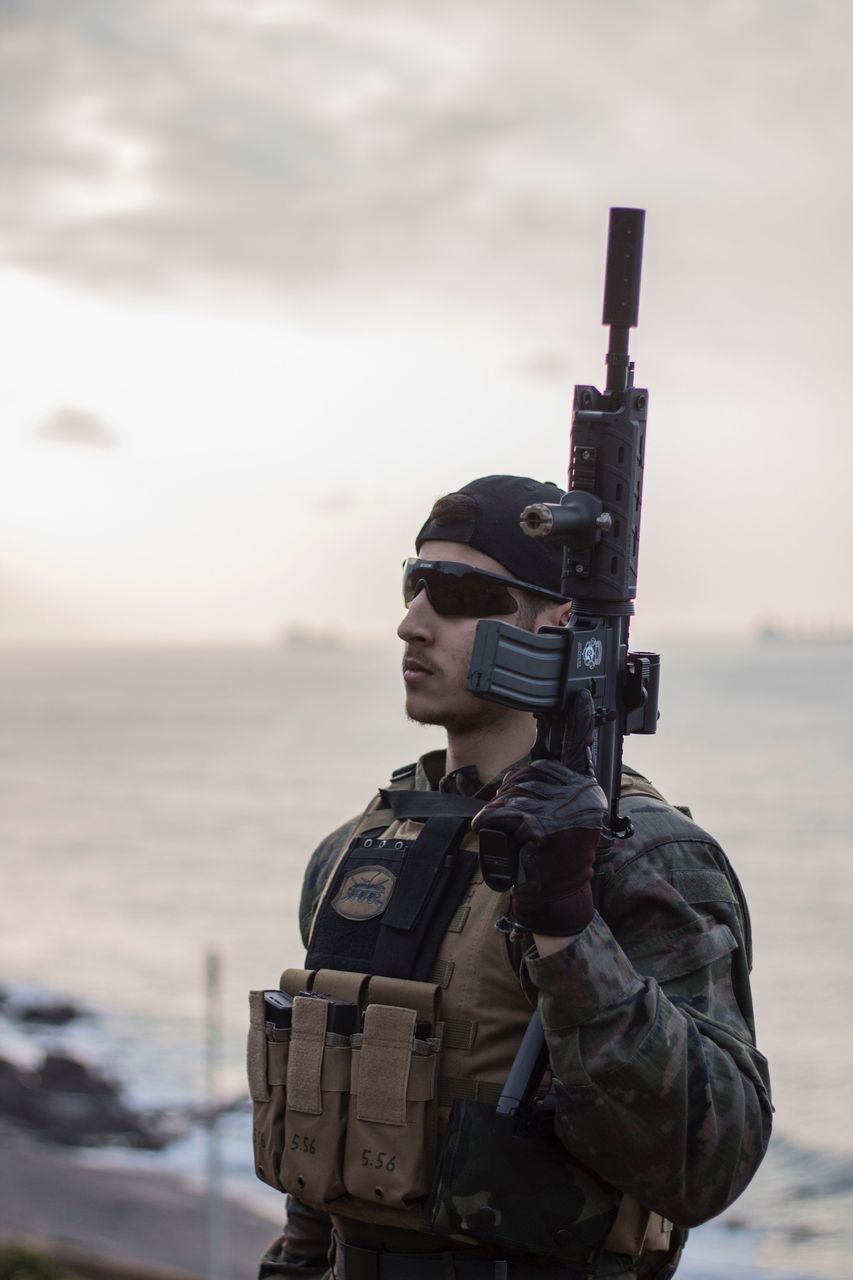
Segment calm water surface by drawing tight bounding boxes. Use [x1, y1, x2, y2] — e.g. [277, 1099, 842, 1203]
[0, 640, 850, 1279]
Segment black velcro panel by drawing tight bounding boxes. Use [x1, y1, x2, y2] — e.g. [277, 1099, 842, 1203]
[373, 840, 476, 983]
[306, 839, 408, 973]
[306, 819, 476, 983]
[382, 816, 463, 931]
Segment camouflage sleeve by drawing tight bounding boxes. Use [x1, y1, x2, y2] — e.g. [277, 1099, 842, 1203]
[298, 814, 361, 947]
[258, 1196, 333, 1278]
[524, 795, 773, 1229]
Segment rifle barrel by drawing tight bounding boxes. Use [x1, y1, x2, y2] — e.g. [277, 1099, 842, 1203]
[602, 207, 645, 391]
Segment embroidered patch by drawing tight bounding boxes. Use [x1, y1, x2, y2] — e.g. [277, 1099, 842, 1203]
[332, 865, 397, 921]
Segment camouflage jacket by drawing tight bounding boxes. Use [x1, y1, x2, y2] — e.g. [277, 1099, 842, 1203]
[293, 749, 772, 1266]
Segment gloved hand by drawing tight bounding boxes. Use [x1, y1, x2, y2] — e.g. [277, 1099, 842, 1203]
[472, 757, 607, 936]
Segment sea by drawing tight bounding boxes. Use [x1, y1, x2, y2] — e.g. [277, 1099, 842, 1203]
[0, 639, 851, 1280]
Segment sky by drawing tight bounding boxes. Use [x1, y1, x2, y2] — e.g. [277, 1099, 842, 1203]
[1, 0, 851, 645]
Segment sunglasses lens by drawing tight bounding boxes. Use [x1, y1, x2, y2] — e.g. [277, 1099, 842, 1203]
[402, 561, 518, 617]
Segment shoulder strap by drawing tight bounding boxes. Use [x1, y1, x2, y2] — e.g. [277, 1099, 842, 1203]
[306, 761, 430, 946]
[346, 762, 425, 841]
[620, 765, 670, 805]
[380, 790, 481, 821]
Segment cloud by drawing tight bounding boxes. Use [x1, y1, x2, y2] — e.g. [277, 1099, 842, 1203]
[36, 406, 118, 449]
[1, 0, 850, 317]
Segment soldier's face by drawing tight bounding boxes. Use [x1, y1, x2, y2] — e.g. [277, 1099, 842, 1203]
[396, 541, 526, 733]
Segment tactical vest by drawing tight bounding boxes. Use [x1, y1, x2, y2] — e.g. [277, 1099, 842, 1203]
[248, 766, 673, 1263]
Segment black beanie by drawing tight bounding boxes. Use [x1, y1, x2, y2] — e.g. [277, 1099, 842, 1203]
[415, 474, 567, 594]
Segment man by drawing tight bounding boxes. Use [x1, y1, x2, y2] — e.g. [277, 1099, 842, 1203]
[256, 475, 772, 1280]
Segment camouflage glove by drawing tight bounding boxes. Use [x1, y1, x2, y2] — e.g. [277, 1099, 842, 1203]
[472, 758, 606, 935]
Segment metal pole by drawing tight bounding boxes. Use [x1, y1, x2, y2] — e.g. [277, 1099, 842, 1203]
[205, 948, 227, 1280]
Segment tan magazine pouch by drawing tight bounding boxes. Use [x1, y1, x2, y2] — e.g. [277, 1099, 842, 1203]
[247, 990, 292, 1192]
[281, 969, 366, 1203]
[344, 976, 439, 1208]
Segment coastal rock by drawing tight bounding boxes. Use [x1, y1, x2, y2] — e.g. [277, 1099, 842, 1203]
[2, 992, 88, 1026]
[15, 1000, 84, 1027]
[0, 1049, 180, 1149]
[35, 1053, 120, 1098]
[0, 1058, 28, 1114]
[0, 987, 200, 1152]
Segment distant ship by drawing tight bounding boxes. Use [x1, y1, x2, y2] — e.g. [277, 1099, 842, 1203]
[276, 624, 342, 650]
[755, 620, 853, 645]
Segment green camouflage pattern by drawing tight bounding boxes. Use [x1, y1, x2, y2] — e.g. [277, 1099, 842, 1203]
[424, 1099, 617, 1266]
[293, 750, 772, 1274]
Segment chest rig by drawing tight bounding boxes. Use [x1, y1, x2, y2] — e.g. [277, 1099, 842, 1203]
[248, 770, 543, 1230]
[248, 767, 673, 1267]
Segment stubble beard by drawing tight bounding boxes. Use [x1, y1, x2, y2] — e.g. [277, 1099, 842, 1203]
[404, 682, 509, 736]
[402, 635, 516, 736]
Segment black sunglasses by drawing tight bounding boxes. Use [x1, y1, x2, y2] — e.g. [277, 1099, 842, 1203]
[402, 558, 567, 619]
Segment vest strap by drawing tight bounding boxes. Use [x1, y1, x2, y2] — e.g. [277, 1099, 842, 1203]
[379, 789, 482, 820]
[429, 959, 455, 989]
[381, 816, 468, 931]
[439, 1018, 477, 1050]
[447, 903, 471, 933]
[352, 809, 395, 838]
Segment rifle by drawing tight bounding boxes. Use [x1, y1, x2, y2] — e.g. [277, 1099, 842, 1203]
[424, 210, 661, 1258]
[469, 207, 660, 1110]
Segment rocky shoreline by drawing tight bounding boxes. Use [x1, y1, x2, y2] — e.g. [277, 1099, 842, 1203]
[0, 985, 278, 1280]
[0, 986, 221, 1150]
